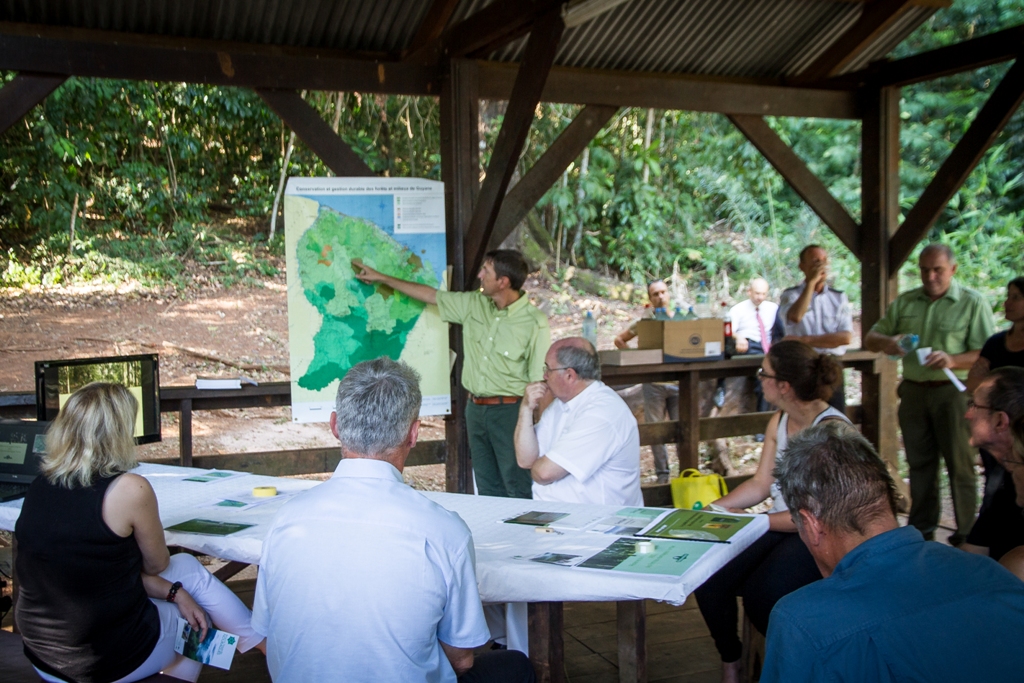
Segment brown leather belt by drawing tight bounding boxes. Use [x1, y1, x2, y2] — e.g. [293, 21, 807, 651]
[904, 379, 952, 388]
[471, 395, 522, 405]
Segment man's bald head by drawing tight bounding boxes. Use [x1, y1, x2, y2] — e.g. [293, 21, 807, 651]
[548, 337, 600, 381]
[748, 278, 770, 306]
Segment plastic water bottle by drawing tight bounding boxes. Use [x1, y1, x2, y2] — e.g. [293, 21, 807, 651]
[653, 307, 671, 321]
[694, 280, 710, 317]
[582, 311, 598, 347]
[674, 306, 683, 319]
[890, 333, 919, 360]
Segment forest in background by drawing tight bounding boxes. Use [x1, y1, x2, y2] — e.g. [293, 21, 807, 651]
[1, 0, 1022, 310]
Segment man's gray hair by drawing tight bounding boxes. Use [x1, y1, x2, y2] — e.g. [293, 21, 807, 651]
[920, 243, 956, 264]
[556, 342, 601, 381]
[774, 421, 898, 535]
[986, 367, 1024, 424]
[334, 357, 421, 456]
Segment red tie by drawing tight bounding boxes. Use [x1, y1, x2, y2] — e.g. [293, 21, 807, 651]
[756, 307, 770, 354]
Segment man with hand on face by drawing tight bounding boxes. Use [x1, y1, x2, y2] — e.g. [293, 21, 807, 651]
[514, 338, 643, 506]
[614, 279, 676, 483]
[779, 245, 853, 411]
[864, 243, 994, 546]
[355, 249, 550, 499]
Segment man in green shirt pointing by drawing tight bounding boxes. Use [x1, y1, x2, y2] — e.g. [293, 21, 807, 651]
[864, 244, 994, 545]
[355, 249, 550, 498]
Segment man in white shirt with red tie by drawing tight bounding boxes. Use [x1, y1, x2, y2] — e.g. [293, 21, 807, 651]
[729, 278, 778, 356]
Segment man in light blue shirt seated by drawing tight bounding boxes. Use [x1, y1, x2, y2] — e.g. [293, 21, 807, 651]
[251, 357, 535, 683]
[761, 421, 1024, 683]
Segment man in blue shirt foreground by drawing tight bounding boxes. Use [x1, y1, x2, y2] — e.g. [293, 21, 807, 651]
[761, 421, 1024, 683]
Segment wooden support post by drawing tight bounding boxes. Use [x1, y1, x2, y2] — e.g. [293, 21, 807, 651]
[464, 8, 565, 286]
[617, 600, 647, 683]
[729, 114, 861, 258]
[487, 104, 618, 252]
[256, 88, 376, 177]
[440, 59, 479, 493]
[889, 58, 1024, 271]
[212, 561, 249, 582]
[179, 399, 193, 468]
[677, 374, 701, 472]
[861, 84, 904, 498]
[528, 601, 565, 683]
[0, 72, 67, 135]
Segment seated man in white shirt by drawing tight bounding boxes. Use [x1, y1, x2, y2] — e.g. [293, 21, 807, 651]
[514, 337, 643, 506]
[251, 357, 534, 683]
[730, 278, 778, 355]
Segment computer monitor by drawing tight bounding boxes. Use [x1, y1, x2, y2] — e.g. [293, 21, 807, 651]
[34, 354, 162, 444]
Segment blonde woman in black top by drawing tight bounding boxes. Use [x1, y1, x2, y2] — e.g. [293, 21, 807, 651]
[16, 382, 265, 683]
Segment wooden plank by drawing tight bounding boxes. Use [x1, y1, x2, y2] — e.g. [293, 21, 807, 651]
[487, 104, 618, 252]
[180, 439, 446, 476]
[699, 413, 773, 441]
[440, 0, 562, 59]
[838, 24, 1024, 88]
[440, 59, 479, 493]
[857, 78, 906, 501]
[212, 561, 249, 582]
[792, 0, 914, 83]
[0, 72, 66, 135]
[889, 58, 1024, 271]
[478, 62, 860, 119]
[0, 23, 438, 95]
[676, 374, 701, 472]
[256, 89, 376, 177]
[464, 9, 565, 285]
[404, 0, 462, 58]
[529, 601, 566, 683]
[179, 399, 193, 468]
[617, 600, 647, 683]
[729, 114, 861, 259]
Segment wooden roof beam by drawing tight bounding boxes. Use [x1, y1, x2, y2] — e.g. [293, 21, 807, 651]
[844, 24, 1024, 88]
[438, 0, 565, 61]
[256, 89, 376, 177]
[729, 114, 861, 259]
[0, 72, 67, 135]
[464, 7, 566, 286]
[403, 0, 462, 58]
[792, 0, 915, 84]
[889, 58, 1024, 271]
[487, 104, 618, 252]
[478, 63, 859, 119]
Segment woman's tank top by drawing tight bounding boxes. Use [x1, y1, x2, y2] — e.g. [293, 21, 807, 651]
[769, 406, 850, 512]
[15, 474, 160, 683]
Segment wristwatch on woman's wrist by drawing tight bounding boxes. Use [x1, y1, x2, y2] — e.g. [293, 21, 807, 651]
[166, 581, 183, 603]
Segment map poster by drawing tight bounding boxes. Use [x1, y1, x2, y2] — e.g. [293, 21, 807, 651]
[284, 177, 450, 422]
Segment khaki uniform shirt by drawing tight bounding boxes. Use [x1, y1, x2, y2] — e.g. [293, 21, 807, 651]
[436, 290, 550, 397]
[870, 280, 994, 381]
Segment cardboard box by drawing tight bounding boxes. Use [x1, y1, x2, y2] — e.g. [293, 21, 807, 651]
[636, 319, 725, 362]
[599, 349, 664, 366]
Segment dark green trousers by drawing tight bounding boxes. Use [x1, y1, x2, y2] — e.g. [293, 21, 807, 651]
[898, 380, 977, 544]
[465, 400, 533, 499]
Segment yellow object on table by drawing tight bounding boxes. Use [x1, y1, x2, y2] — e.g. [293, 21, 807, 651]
[252, 486, 277, 497]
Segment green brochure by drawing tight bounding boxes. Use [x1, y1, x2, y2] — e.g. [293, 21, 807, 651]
[637, 509, 756, 543]
[578, 538, 710, 576]
[165, 519, 254, 536]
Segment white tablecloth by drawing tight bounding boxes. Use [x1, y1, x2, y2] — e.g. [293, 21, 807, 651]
[1, 463, 767, 606]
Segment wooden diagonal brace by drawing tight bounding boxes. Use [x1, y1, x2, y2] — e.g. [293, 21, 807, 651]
[486, 104, 618, 253]
[889, 58, 1024, 271]
[256, 88, 375, 177]
[464, 8, 565, 286]
[729, 114, 861, 259]
[0, 72, 67, 135]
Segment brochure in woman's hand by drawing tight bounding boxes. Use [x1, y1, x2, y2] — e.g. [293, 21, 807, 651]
[173, 617, 238, 669]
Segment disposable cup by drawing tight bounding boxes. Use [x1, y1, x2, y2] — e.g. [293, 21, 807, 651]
[916, 347, 932, 364]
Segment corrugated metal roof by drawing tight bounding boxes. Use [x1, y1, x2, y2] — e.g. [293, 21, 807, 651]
[0, 0, 935, 79]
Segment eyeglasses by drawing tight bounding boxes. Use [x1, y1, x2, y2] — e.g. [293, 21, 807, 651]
[757, 368, 778, 381]
[966, 398, 995, 412]
[543, 364, 571, 375]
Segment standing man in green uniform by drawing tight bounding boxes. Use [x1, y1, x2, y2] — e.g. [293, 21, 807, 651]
[864, 244, 994, 545]
[354, 249, 550, 498]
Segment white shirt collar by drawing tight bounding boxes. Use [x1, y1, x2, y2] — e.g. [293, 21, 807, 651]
[560, 380, 602, 411]
[332, 457, 404, 483]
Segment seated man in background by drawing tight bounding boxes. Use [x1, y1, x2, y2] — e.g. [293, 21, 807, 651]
[730, 277, 778, 355]
[761, 422, 1024, 683]
[614, 278, 676, 483]
[515, 337, 643, 506]
[252, 357, 534, 683]
[962, 367, 1024, 561]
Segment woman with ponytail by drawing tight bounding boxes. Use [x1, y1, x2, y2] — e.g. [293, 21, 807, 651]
[694, 340, 850, 683]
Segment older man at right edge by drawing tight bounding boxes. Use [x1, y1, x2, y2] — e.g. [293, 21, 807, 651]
[864, 244, 994, 546]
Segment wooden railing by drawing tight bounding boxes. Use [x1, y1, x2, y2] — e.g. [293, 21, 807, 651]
[0, 350, 893, 504]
